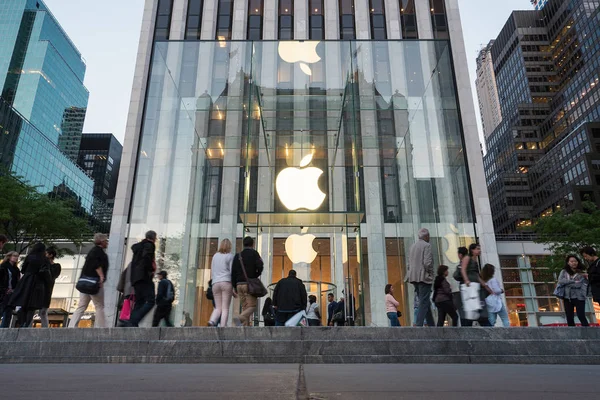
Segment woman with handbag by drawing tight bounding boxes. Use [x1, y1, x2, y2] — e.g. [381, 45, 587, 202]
[385, 284, 401, 327]
[208, 239, 235, 327]
[433, 265, 459, 326]
[557, 255, 589, 327]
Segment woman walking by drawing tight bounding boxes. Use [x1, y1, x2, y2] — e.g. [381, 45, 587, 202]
[558, 255, 589, 327]
[0, 251, 20, 328]
[208, 239, 235, 327]
[39, 247, 61, 327]
[433, 265, 458, 326]
[306, 295, 321, 326]
[460, 243, 491, 326]
[385, 284, 401, 327]
[9, 243, 50, 327]
[481, 264, 509, 327]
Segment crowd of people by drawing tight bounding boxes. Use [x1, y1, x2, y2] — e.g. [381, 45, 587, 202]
[1, 228, 599, 328]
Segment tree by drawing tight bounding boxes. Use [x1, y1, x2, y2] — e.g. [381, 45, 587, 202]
[532, 201, 600, 271]
[0, 172, 92, 254]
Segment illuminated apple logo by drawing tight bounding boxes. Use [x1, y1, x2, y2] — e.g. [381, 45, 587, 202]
[285, 234, 318, 264]
[444, 224, 460, 264]
[278, 41, 321, 76]
[276, 154, 326, 211]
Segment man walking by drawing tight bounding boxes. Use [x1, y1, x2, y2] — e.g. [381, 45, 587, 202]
[407, 228, 435, 327]
[231, 236, 263, 326]
[152, 271, 174, 327]
[125, 230, 157, 327]
[272, 270, 307, 326]
[327, 293, 338, 326]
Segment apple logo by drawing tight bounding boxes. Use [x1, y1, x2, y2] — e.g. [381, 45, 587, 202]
[444, 224, 460, 264]
[278, 41, 321, 76]
[276, 153, 326, 211]
[285, 233, 318, 264]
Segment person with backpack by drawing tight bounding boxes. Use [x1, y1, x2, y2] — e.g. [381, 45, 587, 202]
[39, 247, 61, 327]
[262, 297, 276, 326]
[152, 270, 174, 327]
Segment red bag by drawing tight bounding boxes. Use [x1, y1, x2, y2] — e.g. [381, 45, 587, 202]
[120, 295, 135, 321]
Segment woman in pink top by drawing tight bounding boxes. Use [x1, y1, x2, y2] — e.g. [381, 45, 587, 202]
[385, 284, 401, 327]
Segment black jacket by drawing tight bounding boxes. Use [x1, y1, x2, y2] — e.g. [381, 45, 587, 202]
[273, 276, 307, 312]
[588, 258, 600, 301]
[231, 248, 264, 288]
[0, 261, 20, 304]
[156, 278, 174, 307]
[9, 253, 50, 310]
[81, 246, 109, 279]
[42, 263, 61, 308]
[327, 300, 338, 324]
[131, 240, 156, 285]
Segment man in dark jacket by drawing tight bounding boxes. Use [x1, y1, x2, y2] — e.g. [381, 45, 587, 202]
[272, 270, 307, 326]
[125, 230, 157, 327]
[231, 236, 263, 326]
[152, 270, 174, 327]
[327, 293, 338, 326]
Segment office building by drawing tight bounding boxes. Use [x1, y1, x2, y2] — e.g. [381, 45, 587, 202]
[78, 134, 123, 204]
[0, 0, 94, 211]
[482, 0, 600, 235]
[476, 41, 502, 139]
[107, 0, 500, 327]
[531, 0, 548, 10]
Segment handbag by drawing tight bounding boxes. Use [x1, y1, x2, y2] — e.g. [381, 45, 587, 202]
[396, 311, 402, 318]
[553, 284, 565, 299]
[453, 266, 464, 283]
[120, 295, 135, 321]
[76, 275, 100, 295]
[238, 254, 268, 298]
[333, 310, 345, 323]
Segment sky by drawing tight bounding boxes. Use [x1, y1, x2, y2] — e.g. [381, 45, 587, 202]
[44, 0, 534, 145]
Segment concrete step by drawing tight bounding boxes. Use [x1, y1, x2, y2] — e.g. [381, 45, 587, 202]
[1, 327, 599, 364]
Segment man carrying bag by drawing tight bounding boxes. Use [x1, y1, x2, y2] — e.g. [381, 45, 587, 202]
[231, 236, 264, 326]
[273, 270, 308, 326]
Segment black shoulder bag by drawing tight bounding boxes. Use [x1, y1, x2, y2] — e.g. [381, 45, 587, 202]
[238, 254, 268, 298]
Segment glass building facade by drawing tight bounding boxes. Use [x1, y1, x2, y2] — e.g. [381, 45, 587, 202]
[108, 0, 497, 328]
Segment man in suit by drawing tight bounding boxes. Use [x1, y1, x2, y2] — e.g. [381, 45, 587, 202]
[407, 228, 435, 327]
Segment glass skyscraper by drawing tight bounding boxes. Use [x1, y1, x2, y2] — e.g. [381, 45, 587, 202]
[107, 0, 500, 327]
[0, 0, 93, 212]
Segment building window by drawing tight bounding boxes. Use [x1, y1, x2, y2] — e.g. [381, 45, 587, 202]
[215, 0, 234, 40]
[185, 0, 204, 39]
[155, 0, 174, 40]
[370, 0, 387, 40]
[339, 0, 356, 40]
[309, 0, 324, 40]
[279, 0, 293, 39]
[399, 0, 418, 39]
[429, 0, 448, 39]
[247, 0, 263, 40]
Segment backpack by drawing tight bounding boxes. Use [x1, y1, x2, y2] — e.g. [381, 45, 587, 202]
[165, 280, 175, 303]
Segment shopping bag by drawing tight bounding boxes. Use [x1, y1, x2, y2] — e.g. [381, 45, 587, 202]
[285, 310, 308, 327]
[460, 282, 481, 321]
[120, 295, 135, 321]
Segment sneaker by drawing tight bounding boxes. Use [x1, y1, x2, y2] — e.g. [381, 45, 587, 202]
[233, 317, 242, 327]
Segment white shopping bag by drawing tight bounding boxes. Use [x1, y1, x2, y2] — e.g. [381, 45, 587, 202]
[285, 310, 308, 327]
[460, 282, 481, 320]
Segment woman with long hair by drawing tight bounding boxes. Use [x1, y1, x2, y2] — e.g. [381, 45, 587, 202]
[481, 264, 510, 327]
[0, 251, 20, 328]
[433, 265, 458, 326]
[209, 238, 235, 327]
[8, 242, 50, 327]
[385, 284, 401, 327]
[558, 255, 589, 327]
[460, 243, 491, 326]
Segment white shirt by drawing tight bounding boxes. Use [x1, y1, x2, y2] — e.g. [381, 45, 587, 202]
[306, 302, 319, 319]
[485, 277, 504, 313]
[211, 253, 234, 284]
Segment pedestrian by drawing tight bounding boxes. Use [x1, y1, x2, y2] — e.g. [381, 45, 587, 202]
[9, 242, 50, 327]
[433, 265, 458, 327]
[69, 234, 109, 328]
[262, 297, 276, 326]
[306, 295, 321, 326]
[123, 230, 157, 327]
[407, 228, 435, 327]
[39, 247, 61, 328]
[481, 263, 510, 327]
[272, 270, 307, 326]
[558, 255, 589, 327]
[385, 284, 401, 327]
[334, 297, 346, 325]
[459, 243, 490, 326]
[0, 251, 20, 328]
[326, 293, 338, 326]
[152, 271, 174, 327]
[208, 238, 235, 327]
[231, 236, 264, 326]
[581, 247, 600, 306]
[117, 262, 134, 323]
[452, 247, 469, 326]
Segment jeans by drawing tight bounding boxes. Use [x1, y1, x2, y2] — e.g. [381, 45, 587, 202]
[563, 298, 589, 326]
[152, 305, 173, 327]
[129, 281, 156, 327]
[0, 307, 12, 328]
[436, 301, 459, 327]
[413, 282, 435, 327]
[69, 288, 106, 328]
[488, 304, 510, 327]
[387, 312, 400, 327]
[209, 282, 233, 327]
